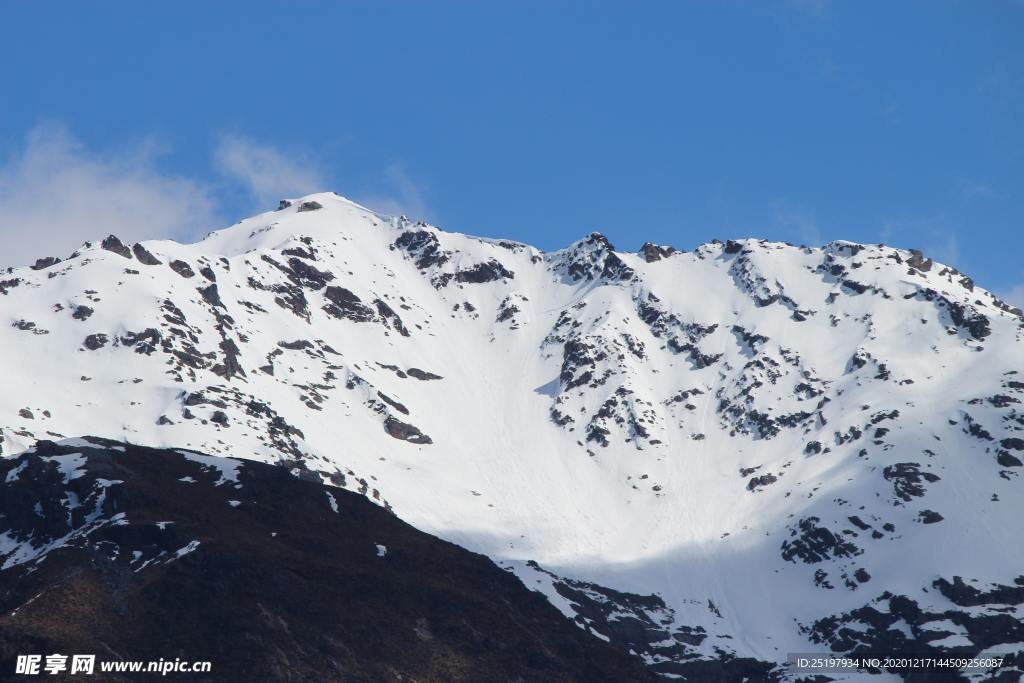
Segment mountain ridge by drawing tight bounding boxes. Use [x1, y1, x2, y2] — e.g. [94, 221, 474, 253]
[1, 192, 1022, 679]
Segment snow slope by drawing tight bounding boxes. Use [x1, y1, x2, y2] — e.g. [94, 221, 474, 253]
[1, 193, 1022, 678]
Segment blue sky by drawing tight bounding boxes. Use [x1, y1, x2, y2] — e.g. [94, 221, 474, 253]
[0, 1, 1021, 301]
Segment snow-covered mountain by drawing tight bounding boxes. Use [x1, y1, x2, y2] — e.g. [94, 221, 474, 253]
[2, 192, 1022, 679]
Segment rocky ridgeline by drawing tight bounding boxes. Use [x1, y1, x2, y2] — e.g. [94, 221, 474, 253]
[1, 193, 1022, 679]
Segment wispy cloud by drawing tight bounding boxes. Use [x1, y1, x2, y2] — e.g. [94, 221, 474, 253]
[1003, 283, 1024, 309]
[784, 0, 831, 18]
[0, 125, 221, 269]
[978, 62, 1024, 110]
[879, 217, 960, 268]
[213, 135, 325, 208]
[818, 57, 840, 81]
[880, 101, 901, 125]
[772, 200, 822, 247]
[928, 231, 960, 268]
[357, 164, 433, 221]
[0, 126, 432, 268]
[957, 178, 998, 202]
[212, 137, 433, 221]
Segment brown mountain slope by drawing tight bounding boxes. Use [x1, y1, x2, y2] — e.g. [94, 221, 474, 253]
[0, 438, 653, 682]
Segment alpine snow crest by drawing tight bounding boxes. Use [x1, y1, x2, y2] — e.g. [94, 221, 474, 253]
[1, 192, 1022, 680]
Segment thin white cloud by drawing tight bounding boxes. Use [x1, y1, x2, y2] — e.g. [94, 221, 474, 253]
[212, 137, 434, 220]
[1003, 283, 1024, 310]
[879, 218, 960, 268]
[784, 0, 831, 18]
[356, 163, 433, 222]
[957, 178, 998, 202]
[772, 200, 822, 247]
[0, 127, 431, 269]
[978, 62, 1024, 110]
[881, 101, 901, 125]
[213, 135, 326, 209]
[928, 231, 960, 268]
[0, 125, 221, 269]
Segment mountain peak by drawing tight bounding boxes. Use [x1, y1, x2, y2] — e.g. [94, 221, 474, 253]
[1, 197, 1022, 675]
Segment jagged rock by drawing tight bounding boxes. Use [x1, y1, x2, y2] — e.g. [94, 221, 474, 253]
[82, 333, 108, 350]
[559, 338, 606, 390]
[30, 256, 61, 270]
[374, 299, 410, 336]
[199, 283, 225, 309]
[806, 584, 1024, 666]
[212, 339, 245, 380]
[781, 517, 862, 564]
[383, 416, 432, 444]
[297, 200, 323, 212]
[286, 257, 334, 289]
[911, 286, 992, 339]
[282, 245, 316, 260]
[562, 233, 635, 282]
[271, 282, 309, 320]
[639, 243, 677, 262]
[71, 305, 94, 321]
[842, 279, 868, 294]
[278, 339, 314, 351]
[120, 328, 161, 355]
[948, 299, 991, 340]
[933, 575, 1024, 607]
[496, 296, 521, 323]
[907, 249, 933, 272]
[882, 463, 940, 502]
[407, 368, 443, 381]
[453, 259, 515, 283]
[12, 319, 46, 334]
[132, 243, 162, 265]
[601, 252, 634, 280]
[376, 391, 409, 415]
[169, 259, 196, 278]
[323, 286, 375, 322]
[101, 235, 133, 259]
[394, 230, 450, 269]
[747, 474, 778, 492]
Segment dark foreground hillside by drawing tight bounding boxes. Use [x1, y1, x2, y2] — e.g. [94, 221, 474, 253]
[0, 438, 652, 682]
